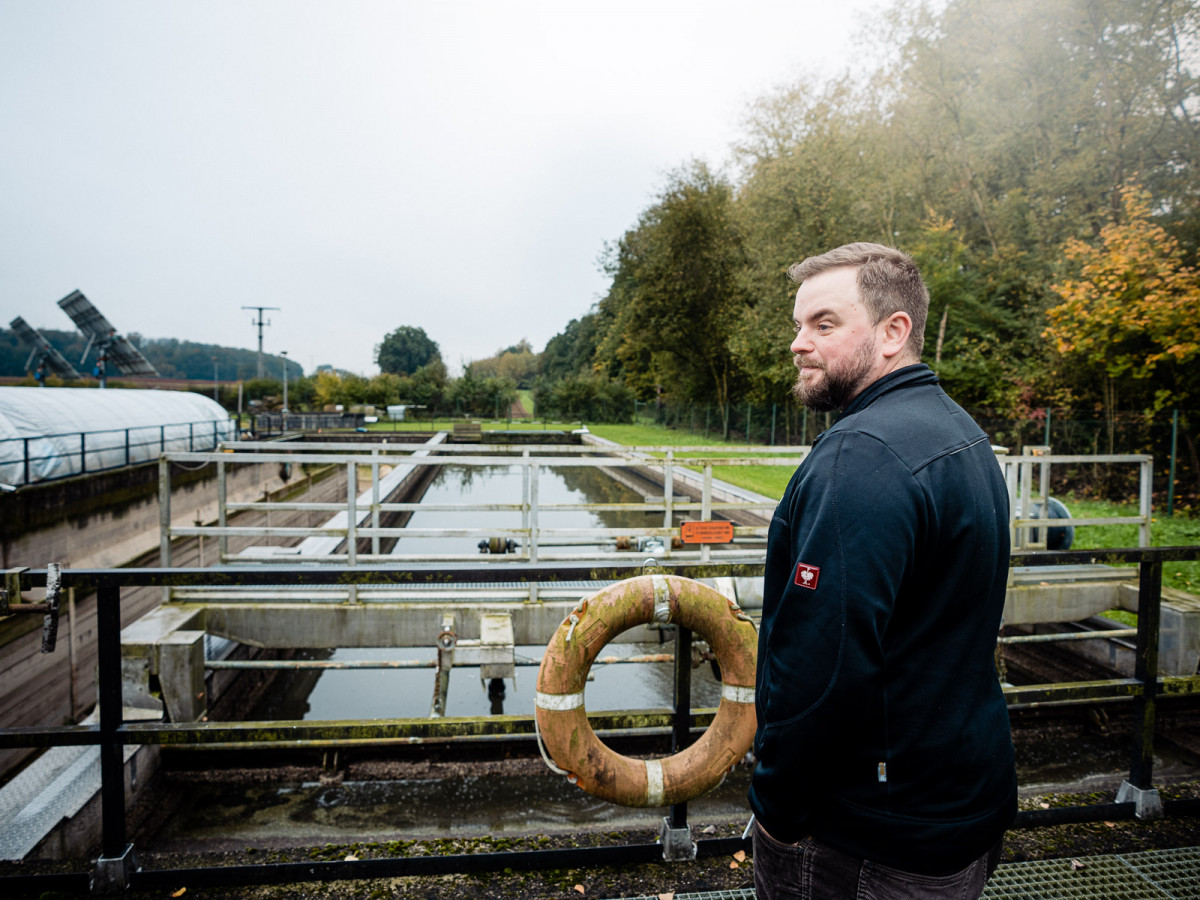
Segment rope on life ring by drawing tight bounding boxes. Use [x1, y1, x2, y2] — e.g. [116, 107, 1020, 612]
[534, 574, 757, 808]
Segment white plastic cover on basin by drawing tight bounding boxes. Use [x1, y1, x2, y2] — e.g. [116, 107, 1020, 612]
[0, 386, 233, 487]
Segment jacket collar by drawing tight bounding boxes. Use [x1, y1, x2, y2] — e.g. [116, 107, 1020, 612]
[810, 364, 937, 446]
[841, 363, 938, 418]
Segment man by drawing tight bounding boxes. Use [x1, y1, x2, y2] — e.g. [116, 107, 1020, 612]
[749, 243, 1016, 898]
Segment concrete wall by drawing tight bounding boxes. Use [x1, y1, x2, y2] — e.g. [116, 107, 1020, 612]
[1, 459, 289, 570]
[0, 460, 301, 779]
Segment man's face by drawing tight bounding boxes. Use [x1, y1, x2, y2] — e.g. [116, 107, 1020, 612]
[790, 266, 881, 412]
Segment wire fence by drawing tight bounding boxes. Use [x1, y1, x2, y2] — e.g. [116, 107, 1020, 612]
[633, 402, 1199, 513]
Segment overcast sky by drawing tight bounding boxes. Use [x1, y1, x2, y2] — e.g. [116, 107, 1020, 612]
[1, 0, 883, 377]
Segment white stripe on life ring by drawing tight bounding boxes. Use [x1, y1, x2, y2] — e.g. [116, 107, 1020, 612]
[652, 574, 671, 623]
[645, 758, 665, 807]
[536, 690, 585, 711]
[721, 684, 755, 704]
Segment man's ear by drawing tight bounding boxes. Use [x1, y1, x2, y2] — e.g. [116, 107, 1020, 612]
[879, 311, 912, 358]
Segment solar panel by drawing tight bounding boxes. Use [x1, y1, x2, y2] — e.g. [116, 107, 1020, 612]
[9, 316, 83, 379]
[103, 335, 158, 375]
[56, 290, 159, 376]
[57, 290, 116, 339]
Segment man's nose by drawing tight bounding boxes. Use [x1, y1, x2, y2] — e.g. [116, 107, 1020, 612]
[791, 329, 812, 354]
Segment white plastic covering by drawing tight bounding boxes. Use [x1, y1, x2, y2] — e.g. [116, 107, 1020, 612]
[0, 387, 234, 487]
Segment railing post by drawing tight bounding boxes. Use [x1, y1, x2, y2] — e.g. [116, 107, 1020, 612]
[1117, 557, 1164, 818]
[91, 580, 137, 890]
[529, 461, 540, 566]
[23, 436, 30, 486]
[661, 624, 696, 859]
[159, 456, 172, 569]
[346, 461, 358, 567]
[663, 450, 674, 532]
[217, 458, 228, 563]
[1139, 458, 1154, 548]
[125, 428, 131, 467]
[80, 432, 86, 474]
[371, 447, 381, 558]
[701, 463, 713, 564]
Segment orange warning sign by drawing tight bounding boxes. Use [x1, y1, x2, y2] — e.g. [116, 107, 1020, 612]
[680, 520, 734, 544]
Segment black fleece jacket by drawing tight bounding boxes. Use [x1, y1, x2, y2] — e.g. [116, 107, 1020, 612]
[748, 364, 1017, 875]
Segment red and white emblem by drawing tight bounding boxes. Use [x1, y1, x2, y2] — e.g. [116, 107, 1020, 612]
[794, 562, 820, 590]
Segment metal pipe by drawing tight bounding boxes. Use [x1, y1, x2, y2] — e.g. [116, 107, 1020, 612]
[205, 653, 676, 670]
[999, 628, 1138, 645]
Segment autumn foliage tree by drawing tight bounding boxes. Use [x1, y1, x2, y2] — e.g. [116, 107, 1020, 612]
[1044, 185, 1200, 414]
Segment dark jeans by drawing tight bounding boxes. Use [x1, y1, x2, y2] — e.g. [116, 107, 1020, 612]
[753, 822, 1001, 900]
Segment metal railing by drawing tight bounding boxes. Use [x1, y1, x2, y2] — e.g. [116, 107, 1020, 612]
[159, 442, 801, 572]
[999, 449, 1154, 549]
[1, 549, 1199, 892]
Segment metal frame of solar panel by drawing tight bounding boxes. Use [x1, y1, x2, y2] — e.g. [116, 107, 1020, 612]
[57, 290, 158, 376]
[9, 315, 83, 379]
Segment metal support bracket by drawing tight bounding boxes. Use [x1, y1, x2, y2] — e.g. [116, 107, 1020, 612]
[90, 843, 138, 894]
[430, 613, 456, 717]
[42, 562, 61, 653]
[1116, 780, 1163, 819]
[660, 816, 696, 861]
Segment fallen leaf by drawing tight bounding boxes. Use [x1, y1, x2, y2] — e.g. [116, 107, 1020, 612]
[574, 886, 585, 895]
[1039, 801, 1050, 808]
[1071, 859, 1085, 870]
[344, 853, 359, 861]
[701, 824, 717, 834]
[171, 890, 186, 898]
[733, 850, 747, 862]
[1103, 821, 1116, 828]
[658, 894, 675, 900]
[730, 861, 740, 869]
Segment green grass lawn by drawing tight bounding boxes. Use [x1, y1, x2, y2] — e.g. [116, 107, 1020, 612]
[1056, 498, 1200, 595]
[588, 423, 802, 499]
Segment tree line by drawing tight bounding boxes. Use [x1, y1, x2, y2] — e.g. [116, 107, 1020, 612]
[540, 0, 1200, 432]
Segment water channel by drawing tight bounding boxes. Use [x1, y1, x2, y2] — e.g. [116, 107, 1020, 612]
[247, 462, 726, 722]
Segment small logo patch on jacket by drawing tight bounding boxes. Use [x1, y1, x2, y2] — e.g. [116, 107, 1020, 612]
[794, 562, 820, 589]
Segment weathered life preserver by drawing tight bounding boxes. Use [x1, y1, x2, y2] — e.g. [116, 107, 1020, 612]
[535, 574, 757, 807]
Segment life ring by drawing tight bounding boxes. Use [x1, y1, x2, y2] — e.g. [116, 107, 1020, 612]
[535, 574, 757, 807]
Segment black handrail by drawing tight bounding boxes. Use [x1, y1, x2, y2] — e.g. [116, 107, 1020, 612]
[2, 550, 1198, 892]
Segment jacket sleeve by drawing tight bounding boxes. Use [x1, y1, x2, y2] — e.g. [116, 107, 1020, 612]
[751, 431, 923, 834]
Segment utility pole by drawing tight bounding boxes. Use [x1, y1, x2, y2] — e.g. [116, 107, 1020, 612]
[242, 306, 280, 379]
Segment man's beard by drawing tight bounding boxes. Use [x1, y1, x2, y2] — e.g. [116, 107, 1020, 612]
[791, 337, 875, 412]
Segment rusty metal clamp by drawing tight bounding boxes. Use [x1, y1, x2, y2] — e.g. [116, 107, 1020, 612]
[436, 626, 457, 651]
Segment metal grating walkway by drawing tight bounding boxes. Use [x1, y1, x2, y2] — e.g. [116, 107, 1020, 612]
[605, 847, 1200, 900]
[984, 847, 1200, 899]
